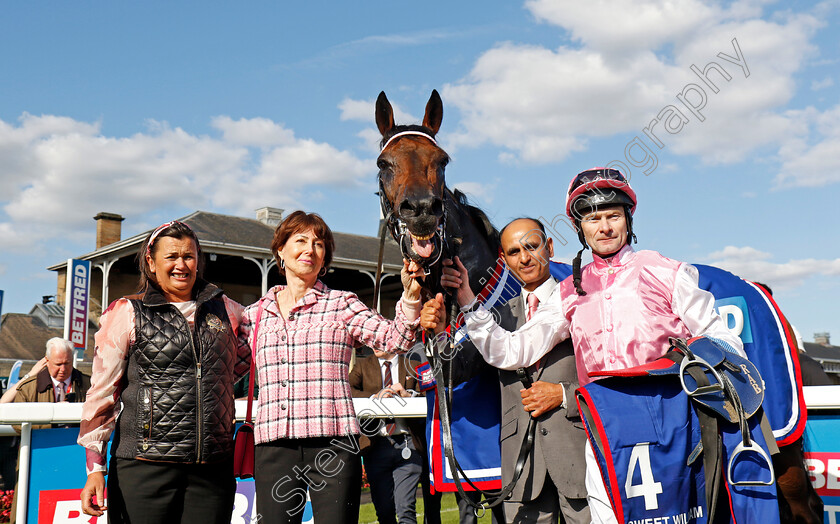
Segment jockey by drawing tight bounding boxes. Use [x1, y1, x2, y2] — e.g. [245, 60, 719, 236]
[421, 167, 745, 522]
[425, 167, 744, 383]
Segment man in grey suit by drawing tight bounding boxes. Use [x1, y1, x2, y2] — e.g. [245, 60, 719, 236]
[422, 217, 590, 523]
[493, 218, 590, 524]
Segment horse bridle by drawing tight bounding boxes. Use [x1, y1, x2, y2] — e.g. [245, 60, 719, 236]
[376, 130, 449, 278]
[375, 130, 532, 516]
[377, 176, 447, 275]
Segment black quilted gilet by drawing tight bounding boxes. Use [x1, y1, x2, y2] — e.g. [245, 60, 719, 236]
[113, 281, 236, 464]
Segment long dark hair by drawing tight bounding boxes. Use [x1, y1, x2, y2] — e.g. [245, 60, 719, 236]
[136, 221, 204, 292]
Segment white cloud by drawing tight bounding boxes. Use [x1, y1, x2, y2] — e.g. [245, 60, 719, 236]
[339, 98, 374, 122]
[211, 116, 295, 147]
[811, 77, 834, 90]
[339, 96, 418, 126]
[356, 128, 385, 154]
[706, 245, 840, 288]
[525, 0, 720, 57]
[339, 96, 428, 154]
[444, 43, 675, 162]
[443, 1, 822, 167]
[0, 113, 370, 252]
[662, 15, 820, 162]
[775, 104, 840, 187]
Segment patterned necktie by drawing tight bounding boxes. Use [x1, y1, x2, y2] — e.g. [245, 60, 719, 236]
[383, 361, 393, 389]
[382, 362, 395, 436]
[56, 382, 66, 402]
[527, 293, 540, 322]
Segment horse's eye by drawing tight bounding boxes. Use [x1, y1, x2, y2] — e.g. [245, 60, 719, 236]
[439, 158, 449, 169]
[377, 159, 390, 171]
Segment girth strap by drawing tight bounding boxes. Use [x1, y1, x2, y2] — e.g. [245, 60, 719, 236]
[689, 378, 724, 520]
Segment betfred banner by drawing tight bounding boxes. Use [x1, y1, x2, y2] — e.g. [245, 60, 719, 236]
[63, 259, 91, 355]
[804, 413, 840, 523]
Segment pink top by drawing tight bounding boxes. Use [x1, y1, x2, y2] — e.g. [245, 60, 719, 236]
[560, 247, 691, 383]
[240, 281, 420, 444]
[78, 295, 249, 475]
[464, 246, 743, 385]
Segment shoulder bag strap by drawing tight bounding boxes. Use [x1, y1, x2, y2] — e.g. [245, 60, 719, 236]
[245, 302, 264, 424]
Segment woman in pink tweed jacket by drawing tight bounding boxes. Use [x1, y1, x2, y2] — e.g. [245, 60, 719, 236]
[241, 210, 423, 524]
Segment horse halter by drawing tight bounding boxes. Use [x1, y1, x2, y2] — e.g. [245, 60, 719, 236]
[377, 130, 448, 275]
[380, 130, 438, 151]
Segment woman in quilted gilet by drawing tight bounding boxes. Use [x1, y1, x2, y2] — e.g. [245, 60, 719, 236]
[79, 221, 251, 523]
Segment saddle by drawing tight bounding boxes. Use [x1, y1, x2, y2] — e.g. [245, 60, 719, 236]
[591, 336, 776, 518]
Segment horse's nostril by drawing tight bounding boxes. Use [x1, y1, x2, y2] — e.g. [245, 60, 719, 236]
[400, 196, 443, 221]
[399, 200, 417, 217]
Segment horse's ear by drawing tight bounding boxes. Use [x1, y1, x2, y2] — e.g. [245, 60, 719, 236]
[375, 91, 395, 136]
[423, 90, 443, 135]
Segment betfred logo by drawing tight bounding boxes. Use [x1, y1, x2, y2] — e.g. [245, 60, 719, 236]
[38, 489, 107, 523]
[804, 452, 840, 497]
[714, 296, 754, 344]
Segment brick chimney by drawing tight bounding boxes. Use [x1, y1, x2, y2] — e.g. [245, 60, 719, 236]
[94, 212, 125, 249]
[814, 332, 831, 346]
[256, 207, 284, 228]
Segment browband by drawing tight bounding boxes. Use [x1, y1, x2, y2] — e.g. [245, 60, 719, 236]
[380, 130, 437, 151]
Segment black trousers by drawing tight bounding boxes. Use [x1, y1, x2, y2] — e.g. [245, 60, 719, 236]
[107, 457, 235, 524]
[255, 437, 362, 524]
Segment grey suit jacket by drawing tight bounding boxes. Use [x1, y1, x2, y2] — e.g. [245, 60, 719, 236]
[498, 283, 588, 501]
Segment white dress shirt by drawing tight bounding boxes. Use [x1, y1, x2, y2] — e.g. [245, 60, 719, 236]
[520, 276, 557, 320]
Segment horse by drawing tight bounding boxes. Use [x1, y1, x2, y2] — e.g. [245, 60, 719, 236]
[375, 89, 504, 301]
[375, 90, 520, 518]
[374, 90, 823, 523]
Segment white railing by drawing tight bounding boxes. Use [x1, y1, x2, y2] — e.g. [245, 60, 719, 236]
[0, 397, 426, 524]
[1, 386, 836, 429]
[0, 396, 427, 429]
[0, 387, 837, 524]
[801, 385, 840, 410]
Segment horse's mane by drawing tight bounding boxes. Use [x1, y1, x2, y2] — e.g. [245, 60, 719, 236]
[449, 188, 500, 252]
[379, 124, 437, 149]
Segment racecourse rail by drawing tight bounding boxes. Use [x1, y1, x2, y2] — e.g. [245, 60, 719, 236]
[1, 388, 837, 524]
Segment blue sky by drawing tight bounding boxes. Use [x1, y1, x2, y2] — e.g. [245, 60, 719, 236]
[1, 1, 839, 345]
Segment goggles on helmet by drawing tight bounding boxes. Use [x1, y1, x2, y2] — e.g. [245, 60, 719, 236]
[565, 167, 637, 220]
[569, 168, 627, 193]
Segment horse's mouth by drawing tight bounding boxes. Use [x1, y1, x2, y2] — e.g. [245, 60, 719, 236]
[403, 228, 443, 263]
[410, 232, 435, 257]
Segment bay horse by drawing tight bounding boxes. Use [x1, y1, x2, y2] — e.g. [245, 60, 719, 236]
[374, 90, 823, 523]
[375, 89, 504, 301]
[375, 90, 517, 517]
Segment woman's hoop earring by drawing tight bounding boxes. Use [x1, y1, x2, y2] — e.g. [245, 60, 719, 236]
[319, 267, 327, 277]
[279, 259, 285, 269]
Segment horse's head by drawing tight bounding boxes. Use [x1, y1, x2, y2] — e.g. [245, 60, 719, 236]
[376, 90, 449, 267]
